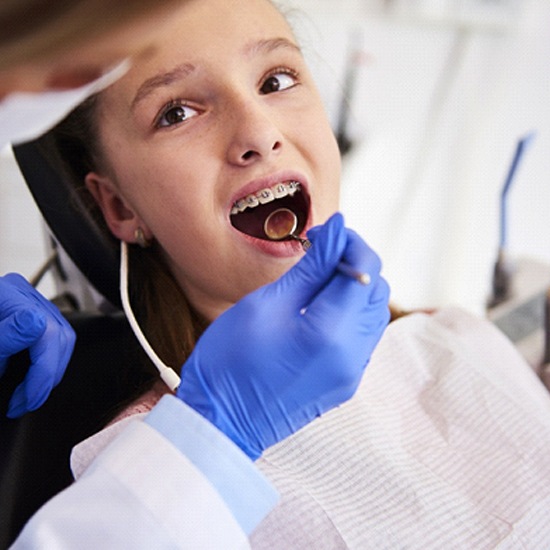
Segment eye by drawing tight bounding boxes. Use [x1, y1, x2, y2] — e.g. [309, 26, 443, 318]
[260, 70, 298, 95]
[156, 101, 199, 128]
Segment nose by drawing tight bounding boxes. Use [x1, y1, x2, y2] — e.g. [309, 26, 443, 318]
[226, 97, 283, 166]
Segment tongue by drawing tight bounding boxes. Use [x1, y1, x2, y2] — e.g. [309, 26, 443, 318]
[231, 194, 307, 240]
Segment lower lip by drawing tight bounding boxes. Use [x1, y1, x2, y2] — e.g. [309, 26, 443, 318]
[233, 229, 306, 258]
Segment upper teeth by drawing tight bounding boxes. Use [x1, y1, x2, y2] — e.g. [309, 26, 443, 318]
[231, 181, 301, 215]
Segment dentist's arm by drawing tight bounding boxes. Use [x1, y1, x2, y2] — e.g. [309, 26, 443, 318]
[11, 213, 388, 547]
[12, 396, 276, 549]
[0, 273, 75, 417]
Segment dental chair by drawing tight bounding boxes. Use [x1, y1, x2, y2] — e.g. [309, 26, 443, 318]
[0, 139, 157, 548]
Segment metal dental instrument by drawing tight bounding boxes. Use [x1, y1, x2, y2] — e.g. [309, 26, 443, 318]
[264, 208, 371, 285]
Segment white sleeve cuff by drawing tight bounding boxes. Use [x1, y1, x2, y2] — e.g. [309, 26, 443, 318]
[144, 394, 279, 535]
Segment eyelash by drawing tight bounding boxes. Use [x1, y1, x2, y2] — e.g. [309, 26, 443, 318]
[153, 66, 301, 129]
[260, 66, 300, 94]
[155, 99, 198, 129]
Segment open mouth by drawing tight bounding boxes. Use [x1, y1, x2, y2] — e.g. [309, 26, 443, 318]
[230, 181, 310, 241]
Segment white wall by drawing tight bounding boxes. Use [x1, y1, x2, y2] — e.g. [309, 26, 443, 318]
[0, 0, 548, 313]
[290, 0, 550, 314]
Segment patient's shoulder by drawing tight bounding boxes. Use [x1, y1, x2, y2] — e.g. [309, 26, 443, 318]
[108, 380, 170, 425]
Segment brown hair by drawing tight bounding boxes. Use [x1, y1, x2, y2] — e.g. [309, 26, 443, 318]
[0, 0, 185, 70]
[42, 94, 208, 375]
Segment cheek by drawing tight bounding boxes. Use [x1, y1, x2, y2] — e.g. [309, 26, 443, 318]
[300, 100, 341, 171]
[309, 117, 342, 214]
[132, 166, 216, 254]
[110, 146, 197, 217]
[139, 186, 206, 245]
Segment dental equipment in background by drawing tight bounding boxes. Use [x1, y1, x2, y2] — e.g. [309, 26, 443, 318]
[264, 208, 371, 285]
[538, 289, 550, 390]
[484, 131, 550, 375]
[487, 131, 536, 309]
[543, 289, 550, 365]
[335, 28, 365, 156]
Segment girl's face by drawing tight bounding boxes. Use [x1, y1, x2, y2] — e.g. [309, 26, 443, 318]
[89, 0, 341, 320]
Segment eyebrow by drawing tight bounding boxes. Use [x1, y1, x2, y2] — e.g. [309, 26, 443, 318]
[244, 37, 302, 57]
[131, 62, 196, 111]
[130, 38, 301, 111]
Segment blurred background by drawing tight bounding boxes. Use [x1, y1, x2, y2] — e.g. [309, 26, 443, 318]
[0, 0, 548, 317]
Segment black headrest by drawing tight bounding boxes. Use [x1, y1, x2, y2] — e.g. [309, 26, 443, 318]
[0, 311, 156, 548]
[12, 139, 121, 308]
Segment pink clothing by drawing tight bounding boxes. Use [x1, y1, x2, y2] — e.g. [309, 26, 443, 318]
[109, 380, 169, 424]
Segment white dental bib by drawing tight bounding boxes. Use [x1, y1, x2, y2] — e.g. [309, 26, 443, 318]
[251, 307, 550, 549]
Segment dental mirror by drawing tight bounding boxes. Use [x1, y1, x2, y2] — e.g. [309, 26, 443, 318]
[264, 207, 311, 249]
[263, 207, 371, 285]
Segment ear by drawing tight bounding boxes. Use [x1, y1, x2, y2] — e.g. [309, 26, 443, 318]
[85, 171, 152, 244]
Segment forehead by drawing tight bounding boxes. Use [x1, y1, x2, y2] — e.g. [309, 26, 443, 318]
[96, 0, 299, 122]
[128, 0, 293, 76]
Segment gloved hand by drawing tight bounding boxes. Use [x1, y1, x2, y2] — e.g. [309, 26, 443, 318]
[0, 273, 76, 418]
[177, 213, 390, 460]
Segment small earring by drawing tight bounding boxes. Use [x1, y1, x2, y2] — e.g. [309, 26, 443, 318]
[134, 227, 152, 248]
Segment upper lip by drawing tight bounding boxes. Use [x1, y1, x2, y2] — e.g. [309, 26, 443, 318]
[228, 170, 310, 212]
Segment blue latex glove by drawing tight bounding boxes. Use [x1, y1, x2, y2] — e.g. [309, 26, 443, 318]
[0, 273, 76, 418]
[177, 213, 390, 460]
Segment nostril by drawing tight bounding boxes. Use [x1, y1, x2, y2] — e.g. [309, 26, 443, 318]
[236, 140, 282, 164]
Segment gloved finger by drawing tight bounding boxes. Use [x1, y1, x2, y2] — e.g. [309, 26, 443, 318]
[300, 230, 390, 347]
[301, 226, 385, 314]
[7, 374, 52, 419]
[269, 212, 347, 308]
[0, 273, 39, 304]
[0, 309, 47, 376]
[340, 229, 383, 290]
[303, 274, 390, 339]
[369, 276, 392, 306]
[7, 319, 75, 418]
[31, 317, 75, 388]
[3, 273, 76, 383]
[297, 287, 389, 405]
[3, 273, 67, 322]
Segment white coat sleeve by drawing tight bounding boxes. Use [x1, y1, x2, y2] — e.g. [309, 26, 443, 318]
[11, 395, 278, 549]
